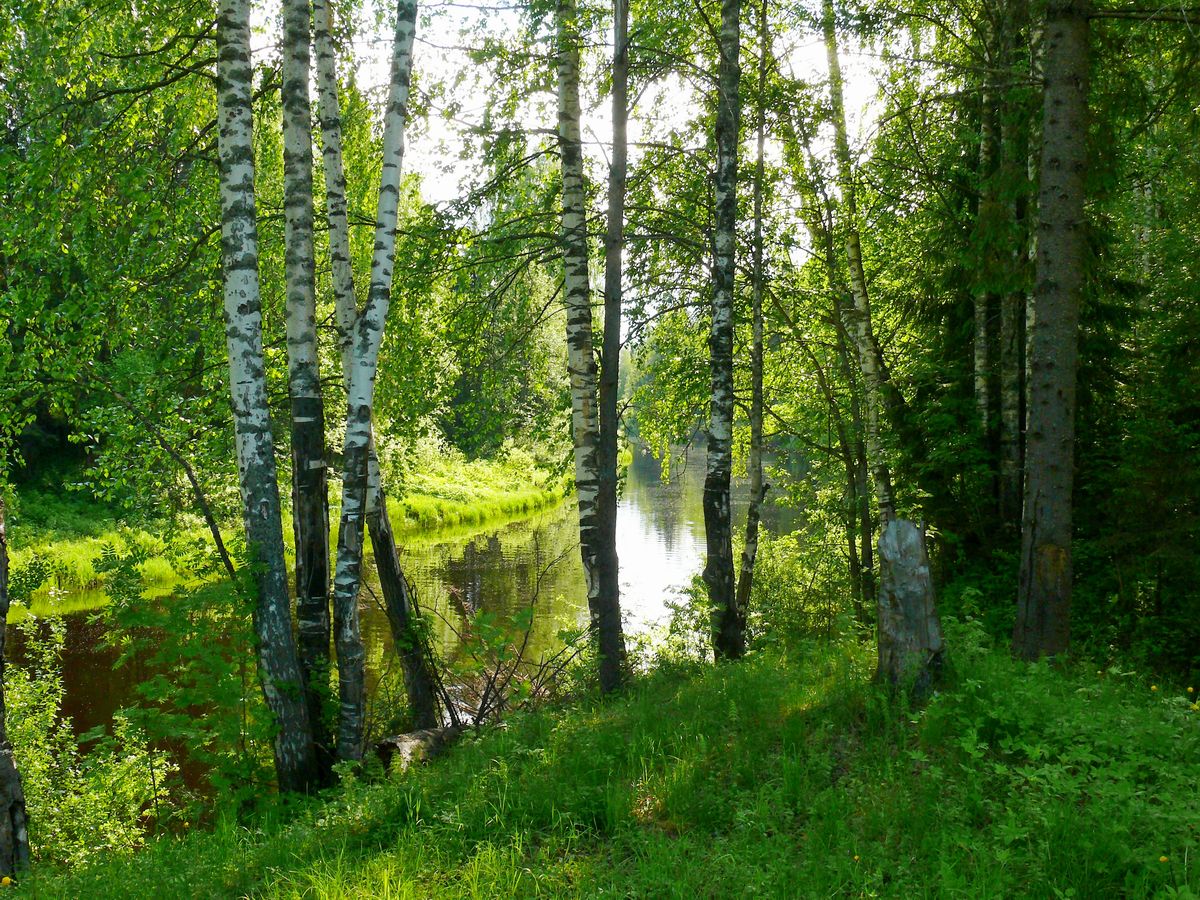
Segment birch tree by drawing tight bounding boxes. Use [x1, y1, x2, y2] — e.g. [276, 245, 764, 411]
[280, 0, 333, 774]
[706, 0, 743, 660]
[555, 0, 624, 692]
[735, 0, 769, 620]
[314, 0, 440, 729]
[1014, 0, 1089, 660]
[0, 499, 30, 877]
[596, 0, 630, 693]
[822, 0, 944, 689]
[215, 0, 318, 791]
[329, 0, 419, 760]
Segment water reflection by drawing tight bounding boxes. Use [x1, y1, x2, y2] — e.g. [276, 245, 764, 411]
[11, 445, 798, 737]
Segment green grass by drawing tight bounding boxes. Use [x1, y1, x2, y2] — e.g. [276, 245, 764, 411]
[5, 452, 567, 610]
[19, 626, 1200, 898]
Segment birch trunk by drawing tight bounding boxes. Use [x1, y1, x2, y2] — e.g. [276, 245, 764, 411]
[1014, 0, 1089, 660]
[556, 0, 619, 685]
[314, 0, 440, 729]
[735, 0, 768, 622]
[706, 0, 742, 660]
[823, 0, 944, 686]
[281, 0, 332, 776]
[822, 0, 893, 521]
[330, 0, 418, 760]
[0, 500, 30, 877]
[215, 0, 318, 791]
[974, 14, 999, 436]
[595, 0, 630, 692]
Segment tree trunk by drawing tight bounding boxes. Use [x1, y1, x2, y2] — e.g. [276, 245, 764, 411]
[215, 0, 318, 792]
[706, 0, 742, 660]
[1014, 0, 1089, 660]
[998, 0, 1030, 528]
[330, 0, 418, 761]
[556, 0, 619, 688]
[735, 0, 769, 626]
[823, 0, 944, 686]
[595, 0, 629, 692]
[281, 0, 333, 780]
[822, 0, 893, 522]
[0, 500, 30, 878]
[314, 0, 440, 734]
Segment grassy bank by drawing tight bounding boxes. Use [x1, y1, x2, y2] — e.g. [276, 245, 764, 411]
[19, 626, 1200, 898]
[5, 451, 567, 610]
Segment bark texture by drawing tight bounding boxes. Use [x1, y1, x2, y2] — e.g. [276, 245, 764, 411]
[735, 0, 769, 622]
[281, 0, 333, 777]
[0, 500, 30, 878]
[330, 0, 418, 760]
[596, 0, 630, 692]
[216, 0, 318, 792]
[556, 0, 624, 690]
[1014, 0, 1089, 660]
[706, 0, 742, 660]
[314, 0, 440, 731]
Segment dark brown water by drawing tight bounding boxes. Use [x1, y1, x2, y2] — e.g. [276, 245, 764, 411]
[9, 447, 799, 739]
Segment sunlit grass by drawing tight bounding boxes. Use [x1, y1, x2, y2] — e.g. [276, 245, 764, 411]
[20, 632, 1200, 898]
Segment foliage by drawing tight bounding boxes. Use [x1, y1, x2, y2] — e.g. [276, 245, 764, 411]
[18, 640, 1200, 897]
[4, 569, 170, 867]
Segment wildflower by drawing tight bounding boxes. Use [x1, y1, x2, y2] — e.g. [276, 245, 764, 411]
[853, 855, 860, 862]
[1160, 856, 1169, 863]
[1, 877, 10, 887]
[1151, 685, 1159, 692]
[1189, 687, 1195, 694]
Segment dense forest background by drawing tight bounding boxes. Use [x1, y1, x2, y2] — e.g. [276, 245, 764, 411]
[1, 0, 1199, 892]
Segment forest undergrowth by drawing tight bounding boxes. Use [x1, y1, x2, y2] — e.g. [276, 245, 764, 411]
[17, 619, 1200, 898]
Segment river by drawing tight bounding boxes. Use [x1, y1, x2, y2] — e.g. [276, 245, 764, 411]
[11, 447, 798, 739]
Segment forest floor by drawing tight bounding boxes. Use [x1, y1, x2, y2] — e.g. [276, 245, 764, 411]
[4, 448, 567, 611]
[18, 624, 1200, 898]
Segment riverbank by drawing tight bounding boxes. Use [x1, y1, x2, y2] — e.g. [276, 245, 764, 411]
[17, 629, 1200, 897]
[5, 450, 568, 612]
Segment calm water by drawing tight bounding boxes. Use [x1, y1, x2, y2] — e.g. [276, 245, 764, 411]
[12, 447, 797, 737]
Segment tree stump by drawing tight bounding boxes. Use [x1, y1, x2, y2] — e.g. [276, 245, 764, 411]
[375, 726, 465, 774]
[877, 518, 945, 695]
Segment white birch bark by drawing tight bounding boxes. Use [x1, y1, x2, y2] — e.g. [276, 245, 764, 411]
[281, 0, 332, 775]
[329, 0, 417, 760]
[705, 0, 742, 659]
[555, 0, 606, 669]
[216, 0, 318, 791]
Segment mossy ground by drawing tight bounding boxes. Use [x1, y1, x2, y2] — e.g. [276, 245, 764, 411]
[19, 627, 1200, 898]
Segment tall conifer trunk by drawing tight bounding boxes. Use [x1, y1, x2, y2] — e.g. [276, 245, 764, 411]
[1014, 0, 1089, 660]
[215, 0, 318, 791]
[0, 500, 30, 877]
[281, 0, 332, 777]
[330, 0, 418, 760]
[707, 0, 743, 660]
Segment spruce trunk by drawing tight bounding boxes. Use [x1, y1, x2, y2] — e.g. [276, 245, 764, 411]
[1014, 0, 1089, 660]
